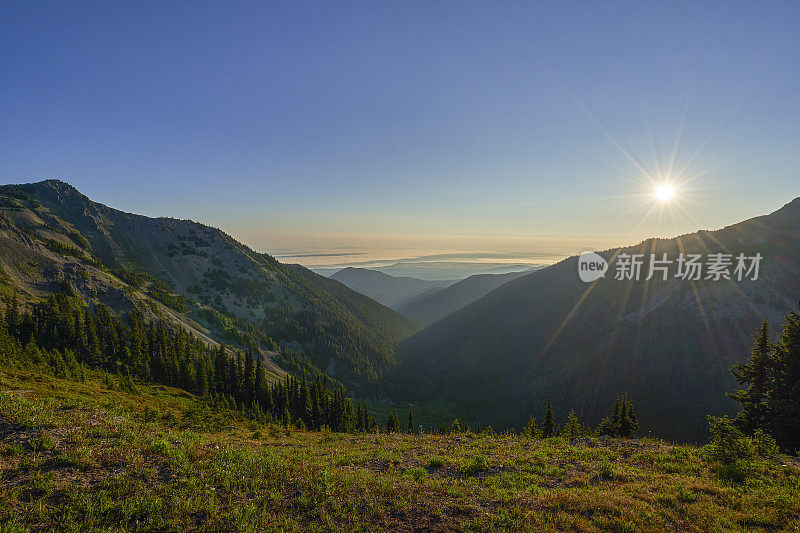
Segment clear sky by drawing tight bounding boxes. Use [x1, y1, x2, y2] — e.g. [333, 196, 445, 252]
[1, 1, 798, 268]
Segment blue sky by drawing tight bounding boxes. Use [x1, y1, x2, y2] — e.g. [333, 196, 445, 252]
[1, 1, 798, 267]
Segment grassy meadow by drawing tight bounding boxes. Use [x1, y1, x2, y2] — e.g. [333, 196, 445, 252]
[0, 368, 798, 532]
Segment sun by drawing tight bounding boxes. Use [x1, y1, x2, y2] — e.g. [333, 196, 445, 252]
[654, 183, 676, 203]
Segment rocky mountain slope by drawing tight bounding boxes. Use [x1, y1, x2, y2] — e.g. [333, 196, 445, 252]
[0, 180, 416, 389]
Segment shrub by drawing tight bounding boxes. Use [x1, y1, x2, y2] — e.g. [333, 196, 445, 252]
[717, 460, 749, 484]
[427, 455, 446, 468]
[751, 429, 780, 456]
[463, 454, 488, 476]
[707, 416, 753, 464]
[595, 460, 615, 478]
[119, 374, 138, 394]
[405, 467, 428, 482]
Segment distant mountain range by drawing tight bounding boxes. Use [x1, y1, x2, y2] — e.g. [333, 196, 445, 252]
[391, 198, 800, 441]
[0, 180, 415, 391]
[330, 266, 539, 326]
[315, 262, 536, 281]
[374, 262, 536, 281]
[329, 267, 456, 309]
[397, 269, 537, 327]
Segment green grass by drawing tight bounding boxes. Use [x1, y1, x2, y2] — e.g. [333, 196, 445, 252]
[0, 368, 799, 532]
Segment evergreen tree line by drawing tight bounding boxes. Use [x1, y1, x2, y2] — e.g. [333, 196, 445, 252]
[394, 393, 639, 439]
[521, 393, 639, 440]
[0, 292, 379, 433]
[729, 303, 800, 452]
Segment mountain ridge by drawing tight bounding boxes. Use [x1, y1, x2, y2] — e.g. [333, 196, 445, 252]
[329, 267, 455, 310]
[0, 179, 416, 390]
[397, 269, 536, 327]
[391, 196, 800, 441]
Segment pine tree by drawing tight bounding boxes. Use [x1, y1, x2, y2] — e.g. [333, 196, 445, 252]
[6, 290, 19, 335]
[196, 359, 210, 396]
[213, 344, 226, 395]
[407, 408, 414, 434]
[386, 411, 399, 433]
[254, 351, 265, 403]
[244, 348, 255, 406]
[609, 393, 638, 437]
[768, 307, 800, 451]
[355, 405, 364, 432]
[300, 376, 312, 424]
[729, 307, 800, 451]
[613, 393, 622, 419]
[563, 409, 582, 441]
[523, 417, 539, 438]
[730, 320, 772, 433]
[85, 310, 102, 367]
[542, 394, 555, 437]
[311, 385, 323, 431]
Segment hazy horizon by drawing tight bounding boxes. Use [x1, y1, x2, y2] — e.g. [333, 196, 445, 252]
[3, 175, 799, 280]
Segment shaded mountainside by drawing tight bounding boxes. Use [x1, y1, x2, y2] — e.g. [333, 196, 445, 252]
[392, 198, 800, 441]
[0, 180, 416, 390]
[330, 267, 455, 309]
[397, 269, 535, 327]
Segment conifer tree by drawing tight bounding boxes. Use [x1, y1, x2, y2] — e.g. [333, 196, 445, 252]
[523, 417, 539, 439]
[196, 359, 209, 396]
[356, 405, 364, 432]
[254, 351, 265, 402]
[300, 376, 312, 423]
[6, 290, 19, 335]
[730, 320, 772, 434]
[244, 348, 255, 405]
[542, 394, 555, 437]
[407, 408, 414, 434]
[563, 409, 582, 441]
[768, 308, 800, 451]
[386, 411, 399, 433]
[607, 393, 638, 437]
[732, 306, 800, 451]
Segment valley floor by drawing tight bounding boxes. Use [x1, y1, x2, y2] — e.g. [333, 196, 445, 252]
[0, 369, 798, 532]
